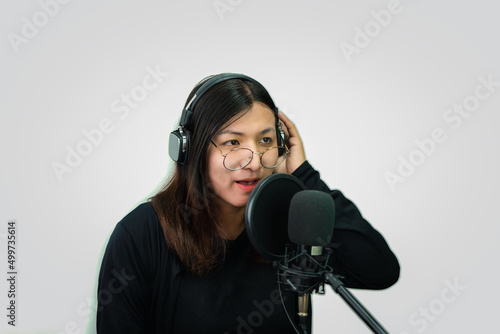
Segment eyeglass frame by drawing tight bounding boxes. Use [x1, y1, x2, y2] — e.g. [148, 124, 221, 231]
[210, 140, 289, 171]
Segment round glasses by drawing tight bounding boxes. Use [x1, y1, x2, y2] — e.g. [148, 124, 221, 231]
[212, 141, 289, 171]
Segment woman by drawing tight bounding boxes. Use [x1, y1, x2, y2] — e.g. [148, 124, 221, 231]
[96, 73, 400, 333]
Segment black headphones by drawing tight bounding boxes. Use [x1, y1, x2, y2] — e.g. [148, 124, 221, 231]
[168, 73, 285, 164]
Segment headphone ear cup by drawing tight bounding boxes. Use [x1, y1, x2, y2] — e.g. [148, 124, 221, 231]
[279, 128, 286, 147]
[169, 129, 189, 164]
[277, 123, 286, 156]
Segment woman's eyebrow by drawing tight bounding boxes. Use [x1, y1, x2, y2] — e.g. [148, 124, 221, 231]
[217, 127, 275, 136]
[259, 127, 275, 135]
[217, 129, 244, 136]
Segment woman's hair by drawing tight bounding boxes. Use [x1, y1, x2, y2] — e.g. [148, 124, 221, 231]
[151, 75, 278, 276]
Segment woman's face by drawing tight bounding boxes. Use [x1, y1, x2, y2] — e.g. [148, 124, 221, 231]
[207, 102, 278, 212]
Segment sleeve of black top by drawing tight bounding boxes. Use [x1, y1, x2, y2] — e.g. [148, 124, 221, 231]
[96, 206, 153, 333]
[292, 161, 400, 290]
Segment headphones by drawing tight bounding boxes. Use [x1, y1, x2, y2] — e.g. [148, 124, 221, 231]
[169, 73, 286, 164]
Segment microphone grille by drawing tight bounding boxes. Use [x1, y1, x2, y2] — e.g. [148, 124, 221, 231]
[288, 190, 335, 246]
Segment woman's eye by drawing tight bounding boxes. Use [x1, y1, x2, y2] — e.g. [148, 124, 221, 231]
[260, 137, 273, 145]
[224, 139, 239, 146]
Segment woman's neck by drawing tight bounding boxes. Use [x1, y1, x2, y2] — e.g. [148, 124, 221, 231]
[219, 205, 246, 240]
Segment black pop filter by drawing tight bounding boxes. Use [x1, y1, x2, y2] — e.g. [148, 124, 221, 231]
[245, 173, 307, 261]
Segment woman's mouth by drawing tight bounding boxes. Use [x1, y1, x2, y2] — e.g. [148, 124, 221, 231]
[235, 179, 260, 192]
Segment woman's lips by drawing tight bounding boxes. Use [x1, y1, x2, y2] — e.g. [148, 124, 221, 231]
[235, 179, 260, 192]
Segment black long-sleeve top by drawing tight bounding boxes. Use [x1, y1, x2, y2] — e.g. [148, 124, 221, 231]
[96, 161, 400, 333]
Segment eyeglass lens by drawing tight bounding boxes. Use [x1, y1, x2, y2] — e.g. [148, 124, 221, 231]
[224, 147, 285, 170]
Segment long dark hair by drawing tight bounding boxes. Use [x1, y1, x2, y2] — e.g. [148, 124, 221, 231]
[151, 75, 278, 276]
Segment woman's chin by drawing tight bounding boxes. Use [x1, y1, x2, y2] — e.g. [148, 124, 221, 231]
[213, 193, 249, 211]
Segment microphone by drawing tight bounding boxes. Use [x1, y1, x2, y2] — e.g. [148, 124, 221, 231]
[288, 191, 389, 334]
[246, 176, 389, 334]
[245, 176, 335, 333]
[285, 190, 335, 333]
[285, 190, 335, 295]
[288, 190, 335, 247]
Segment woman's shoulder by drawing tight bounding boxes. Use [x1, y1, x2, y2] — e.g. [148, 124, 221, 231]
[118, 202, 159, 231]
[109, 201, 165, 251]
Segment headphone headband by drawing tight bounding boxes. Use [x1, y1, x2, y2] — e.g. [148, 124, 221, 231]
[180, 73, 266, 127]
[169, 73, 283, 164]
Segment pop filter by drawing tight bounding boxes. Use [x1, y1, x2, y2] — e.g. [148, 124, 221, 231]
[245, 173, 307, 260]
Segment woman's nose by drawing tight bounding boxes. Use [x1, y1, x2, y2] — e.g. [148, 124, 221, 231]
[244, 148, 263, 171]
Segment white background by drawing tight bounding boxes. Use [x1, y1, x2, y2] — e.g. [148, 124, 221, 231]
[1, 0, 499, 333]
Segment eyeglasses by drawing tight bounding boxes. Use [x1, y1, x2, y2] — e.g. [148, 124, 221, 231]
[211, 141, 289, 171]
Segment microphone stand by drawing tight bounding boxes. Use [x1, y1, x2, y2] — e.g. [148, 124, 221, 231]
[323, 272, 388, 334]
[277, 245, 389, 334]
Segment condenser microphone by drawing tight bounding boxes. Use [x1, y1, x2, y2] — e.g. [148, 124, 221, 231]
[288, 190, 335, 247]
[287, 190, 335, 282]
[288, 191, 389, 334]
[287, 190, 335, 333]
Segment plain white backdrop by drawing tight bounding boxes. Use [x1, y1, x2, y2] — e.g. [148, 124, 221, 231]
[1, 0, 499, 333]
